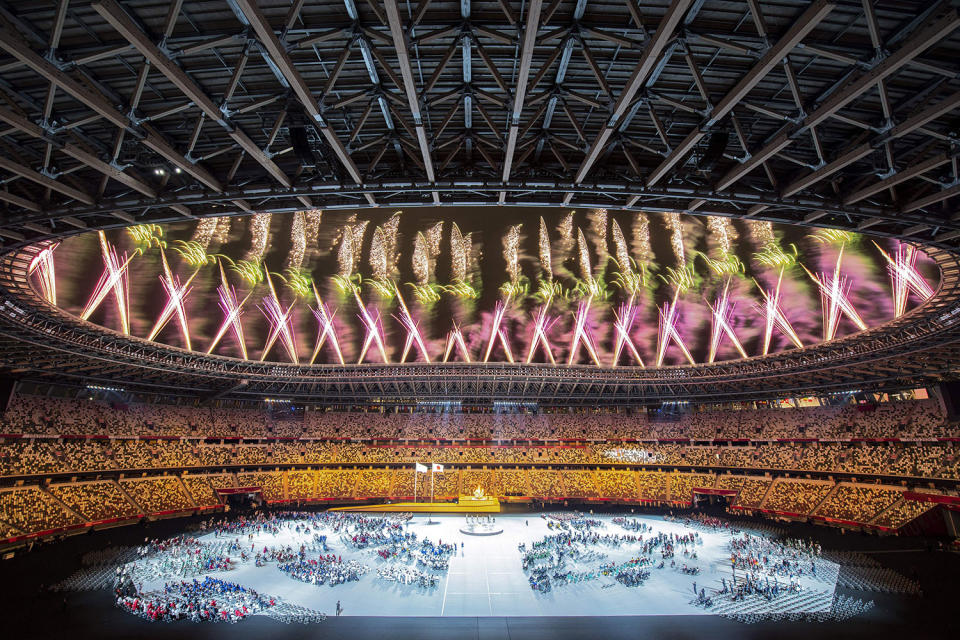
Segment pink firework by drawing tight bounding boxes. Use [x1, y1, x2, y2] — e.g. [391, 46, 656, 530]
[393, 283, 431, 363]
[526, 304, 558, 365]
[354, 289, 389, 364]
[874, 241, 934, 317]
[443, 322, 472, 363]
[568, 297, 601, 367]
[82, 230, 134, 335]
[207, 261, 251, 358]
[707, 280, 747, 363]
[147, 248, 197, 350]
[611, 297, 644, 368]
[28, 242, 58, 306]
[804, 248, 867, 341]
[755, 269, 803, 355]
[656, 290, 694, 366]
[484, 299, 514, 363]
[259, 267, 299, 363]
[310, 283, 344, 365]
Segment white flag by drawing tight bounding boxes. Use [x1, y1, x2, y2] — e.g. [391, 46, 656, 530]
[415, 462, 428, 473]
[432, 463, 444, 472]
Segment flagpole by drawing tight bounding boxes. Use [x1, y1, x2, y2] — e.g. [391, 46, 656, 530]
[430, 468, 435, 504]
[414, 465, 418, 504]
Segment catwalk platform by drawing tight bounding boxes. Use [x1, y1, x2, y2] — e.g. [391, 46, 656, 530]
[331, 495, 501, 513]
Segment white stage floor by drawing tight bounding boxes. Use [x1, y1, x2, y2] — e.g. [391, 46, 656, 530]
[134, 513, 839, 618]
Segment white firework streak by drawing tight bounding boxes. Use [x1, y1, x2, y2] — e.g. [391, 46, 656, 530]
[539, 216, 552, 279]
[874, 241, 934, 317]
[443, 322, 472, 363]
[147, 247, 196, 350]
[286, 211, 306, 270]
[393, 282, 431, 363]
[259, 266, 299, 364]
[568, 297, 601, 367]
[484, 298, 514, 363]
[526, 303, 558, 365]
[612, 297, 644, 367]
[656, 290, 694, 366]
[244, 213, 271, 262]
[354, 289, 389, 364]
[612, 220, 630, 270]
[28, 242, 58, 306]
[207, 260, 252, 358]
[82, 231, 135, 335]
[667, 212, 685, 264]
[576, 227, 592, 280]
[310, 283, 344, 365]
[804, 248, 867, 341]
[707, 279, 747, 363]
[755, 269, 803, 355]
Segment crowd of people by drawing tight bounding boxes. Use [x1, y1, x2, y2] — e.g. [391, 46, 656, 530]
[115, 576, 275, 622]
[278, 555, 368, 586]
[2, 394, 951, 441]
[4, 437, 960, 481]
[0, 467, 943, 539]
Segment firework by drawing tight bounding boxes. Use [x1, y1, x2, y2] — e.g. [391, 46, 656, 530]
[244, 213, 271, 262]
[443, 322, 471, 362]
[147, 247, 196, 350]
[172, 240, 214, 269]
[28, 242, 58, 306]
[229, 258, 264, 287]
[707, 216, 736, 257]
[631, 213, 653, 265]
[212, 217, 232, 246]
[310, 282, 344, 365]
[612, 220, 630, 271]
[754, 243, 798, 269]
[339, 223, 357, 277]
[354, 288, 389, 364]
[568, 297, 601, 366]
[369, 224, 392, 280]
[526, 304, 558, 365]
[555, 211, 575, 270]
[283, 267, 312, 299]
[756, 269, 803, 355]
[504, 224, 522, 284]
[804, 248, 867, 341]
[538, 217, 552, 281]
[190, 218, 218, 250]
[748, 220, 775, 248]
[126, 224, 163, 251]
[611, 298, 644, 367]
[413, 232, 429, 284]
[82, 231, 134, 335]
[451, 222, 469, 282]
[207, 260, 251, 359]
[286, 211, 306, 270]
[259, 266, 299, 363]
[576, 227, 592, 280]
[588, 208, 608, 264]
[707, 279, 747, 363]
[393, 282, 431, 363]
[352, 219, 369, 267]
[810, 228, 856, 247]
[425, 222, 443, 259]
[656, 290, 694, 366]
[874, 241, 934, 317]
[666, 212, 685, 265]
[304, 209, 323, 256]
[484, 299, 514, 363]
